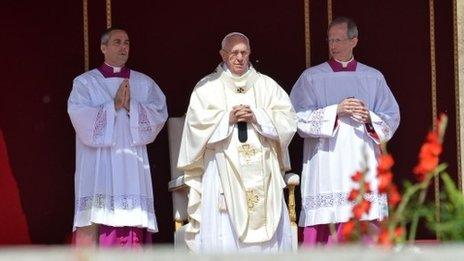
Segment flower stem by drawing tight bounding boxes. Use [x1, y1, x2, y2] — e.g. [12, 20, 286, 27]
[408, 186, 429, 243]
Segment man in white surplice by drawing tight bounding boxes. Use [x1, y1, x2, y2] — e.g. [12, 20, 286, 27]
[68, 28, 168, 247]
[177, 32, 296, 253]
[290, 17, 400, 245]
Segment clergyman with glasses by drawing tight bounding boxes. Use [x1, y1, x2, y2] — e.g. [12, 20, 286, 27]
[177, 32, 296, 253]
[290, 17, 400, 246]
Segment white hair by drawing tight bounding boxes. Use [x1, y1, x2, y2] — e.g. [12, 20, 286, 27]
[221, 32, 250, 50]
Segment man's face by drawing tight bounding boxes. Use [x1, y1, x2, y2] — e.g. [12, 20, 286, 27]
[327, 23, 358, 61]
[101, 30, 130, 67]
[220, 37, 250, 76]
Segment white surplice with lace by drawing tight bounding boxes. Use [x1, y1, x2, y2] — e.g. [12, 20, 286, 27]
[290, 62, 400, 227]
[68, 69, 168, 232]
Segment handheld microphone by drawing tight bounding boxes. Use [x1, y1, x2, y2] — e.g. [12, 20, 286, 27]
[237, 121, 248, 143]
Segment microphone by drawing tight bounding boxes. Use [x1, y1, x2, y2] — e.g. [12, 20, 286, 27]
[237, 121, 248, 143]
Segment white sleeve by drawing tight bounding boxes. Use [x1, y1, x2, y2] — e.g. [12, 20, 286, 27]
[295, 104, 338, 138]
[367, 74, 401, 143]
[67, 78, 116, 147]
[366, 112, 394, 144]
[290, 72, 338, 138]
[251, 108, 279, 140]
[129, 79, 168, 146]
[207, 112, 233, 145]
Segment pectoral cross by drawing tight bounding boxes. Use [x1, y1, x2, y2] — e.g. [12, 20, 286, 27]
[236, 87, 245, 93]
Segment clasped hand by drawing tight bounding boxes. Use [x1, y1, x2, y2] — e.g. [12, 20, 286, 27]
[337, 98, 371, 123]
[114, 79, 130, 111]
[229, 105, 257, 124]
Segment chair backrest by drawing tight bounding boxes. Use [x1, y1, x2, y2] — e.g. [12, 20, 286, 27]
[167, 116, 186, 179]
[167, 116, 189, 227]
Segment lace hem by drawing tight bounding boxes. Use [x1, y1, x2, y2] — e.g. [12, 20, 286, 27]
[75, 194, 155, 213]
[92, 105, 106, 143]
[303, 192, 387, 210]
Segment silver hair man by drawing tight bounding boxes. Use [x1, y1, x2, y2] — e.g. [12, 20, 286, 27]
[328, 17, 358, 39]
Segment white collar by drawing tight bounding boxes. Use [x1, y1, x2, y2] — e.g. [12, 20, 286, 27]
[222, 63, 251, 80]
[105, 62, 122, 73]
[334, 57, 354, 68]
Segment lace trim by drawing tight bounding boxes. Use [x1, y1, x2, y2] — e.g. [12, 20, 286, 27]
[303, 192, 387, 211]
[138, 103, 153, 132]
[93, 105, 106, 143]
[75, 194, 155, 213]
[137, 103, 153, 142]
[306, 109, 325, 135]
[378, 120, 391, 140]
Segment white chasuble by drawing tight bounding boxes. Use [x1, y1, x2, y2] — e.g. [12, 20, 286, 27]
[221, 76, 275, 243]
[178, 64, 296, 252]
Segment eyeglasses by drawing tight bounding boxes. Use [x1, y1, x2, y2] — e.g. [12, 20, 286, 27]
[326, 38, 353, 44]
[222, 49, 250, 58]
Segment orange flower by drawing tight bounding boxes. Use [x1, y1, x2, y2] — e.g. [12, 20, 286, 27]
[342, 219, 355, 241]
[377, 154, 394, 172]
[419, 141, 442, 158]
[413, 130, 443, 181]
[353, 199, 371, 219]
[351, 171, 363, 182]
[377, 153, 395, 193]
[378, 227, 392, 246]
[395, 226, 405, 238]
[377, 171, 393, 193]
[426, 131, 440, 147]
[348, 189, 360, 201]
[378, 225, 403, 246]
[413, 156, 439, 180]
[361, 199, 371, 212]
[387, 185, 401, 208]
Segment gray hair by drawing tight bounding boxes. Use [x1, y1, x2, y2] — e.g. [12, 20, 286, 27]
[100, 27, 127, 45]
[221, 32, 250, 50]
[329, 17, 358, 39]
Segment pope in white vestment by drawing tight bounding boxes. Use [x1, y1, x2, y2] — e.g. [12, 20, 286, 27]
[290, 17, 400, 245]
[177, 33, 296, 252]
[67, 28, 168, 247]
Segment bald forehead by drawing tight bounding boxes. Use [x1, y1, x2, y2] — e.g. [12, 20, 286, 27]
[222, 34, 250, 50]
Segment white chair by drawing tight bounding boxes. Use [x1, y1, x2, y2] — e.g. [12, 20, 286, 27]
[167, 116, 300, 250]
[167, 117, 189, 249]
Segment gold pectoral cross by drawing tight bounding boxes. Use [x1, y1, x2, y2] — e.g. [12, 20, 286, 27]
[236, 87, 245, 93]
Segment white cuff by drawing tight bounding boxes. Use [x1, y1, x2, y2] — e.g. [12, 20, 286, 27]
[369, 111, 390, 143]
[319, 104, 338, 137]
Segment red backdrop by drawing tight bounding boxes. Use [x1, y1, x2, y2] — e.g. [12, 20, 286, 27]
[0, 0, 456, 243]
